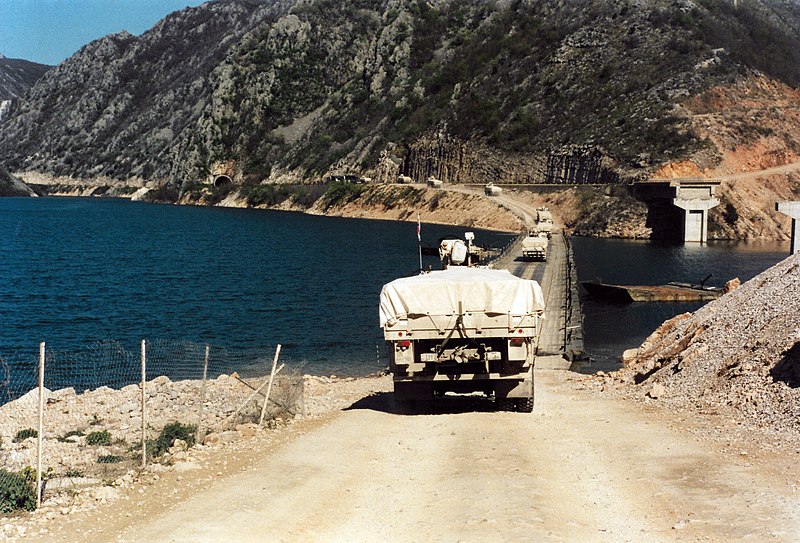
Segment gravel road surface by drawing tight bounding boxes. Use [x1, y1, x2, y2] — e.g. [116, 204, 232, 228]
[54, 366, 794, 543]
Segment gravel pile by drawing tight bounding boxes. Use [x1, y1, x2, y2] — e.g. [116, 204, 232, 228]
[614, 251, 800, 441]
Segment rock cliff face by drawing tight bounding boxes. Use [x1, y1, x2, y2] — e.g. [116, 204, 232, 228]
[3, 0, 800, 240]
[0, 55, 50, 101]
[0, 164, 36, 196]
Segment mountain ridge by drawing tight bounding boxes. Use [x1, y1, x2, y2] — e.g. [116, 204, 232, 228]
[2, 0, 800, 195]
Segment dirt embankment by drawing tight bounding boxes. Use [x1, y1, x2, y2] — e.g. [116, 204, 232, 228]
[276, 184, 524, 233]
[604, 251, 800, 449]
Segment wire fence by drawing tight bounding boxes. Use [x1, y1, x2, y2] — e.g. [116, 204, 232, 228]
[0, 340, 303, 513]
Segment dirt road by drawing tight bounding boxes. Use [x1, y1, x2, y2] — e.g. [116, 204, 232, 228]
[33, 365, 792, 543]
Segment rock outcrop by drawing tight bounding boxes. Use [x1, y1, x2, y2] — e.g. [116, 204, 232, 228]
[0, 164, 36, 196]
[615, 251, 800, 436]
[0, 55, 50, 101]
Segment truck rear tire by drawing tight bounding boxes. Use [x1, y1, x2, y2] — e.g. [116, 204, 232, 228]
[496, 397, 515, 412]
[515, 398, 534, 413]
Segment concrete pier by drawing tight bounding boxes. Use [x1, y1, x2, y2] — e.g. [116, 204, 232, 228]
[776, 201, 800, 254]
[672, 181, 720, 243]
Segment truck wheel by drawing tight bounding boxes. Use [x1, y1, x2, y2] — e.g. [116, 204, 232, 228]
[515, 398, 534, 413]
[496, 397, 515, 412]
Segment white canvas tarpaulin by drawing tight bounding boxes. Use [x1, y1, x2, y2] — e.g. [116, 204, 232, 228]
[379, 267, 545, 327]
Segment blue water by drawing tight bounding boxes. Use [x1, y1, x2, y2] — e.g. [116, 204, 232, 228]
[0, 197, 514, 376]
[571, 236, 790, 370]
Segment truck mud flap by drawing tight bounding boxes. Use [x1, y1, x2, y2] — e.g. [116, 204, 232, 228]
[494, 378, 533, 400]
[394, 381, 434, 401]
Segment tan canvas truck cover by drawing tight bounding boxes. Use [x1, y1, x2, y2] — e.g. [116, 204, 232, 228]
[379, 267, 545, 328]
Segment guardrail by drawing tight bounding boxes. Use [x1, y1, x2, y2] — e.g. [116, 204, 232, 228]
[561, 232, 584, 361]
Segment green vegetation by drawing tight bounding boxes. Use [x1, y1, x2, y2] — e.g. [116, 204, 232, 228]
[321, 181, 365, 210]
[12, 429, 37, 443]
[85, 430, 112, 446]
[242, 184, 293, 207]
[0, 469, 36, 513]
[96, 455, 125, 464]
[150, 422, 197, 458]
[57, 430, 85, 443]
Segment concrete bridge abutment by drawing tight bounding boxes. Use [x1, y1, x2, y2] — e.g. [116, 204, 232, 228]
[671, 180, 720, 244]
[776, 201, 800, 254]
[673, 198, 720, 244]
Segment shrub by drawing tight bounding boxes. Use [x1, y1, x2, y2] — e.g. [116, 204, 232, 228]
[321, 181, 365, 209]
[146, 184, 180, 203]
[243, 184, 291, 207]
[724, 202, 739, 225]
[57, 430, 85, 443]
[0, 470, 36, 513]
[86, 430, 112, 446]
[96, 455, 124, 464]
[12, 429, 37, 443]
[151, 422, 197, 458]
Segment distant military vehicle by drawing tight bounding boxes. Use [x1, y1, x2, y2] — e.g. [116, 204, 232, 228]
[484, 183, 502, 196]
[535, 207, 553, 237]
[521, 230, 549, 261]
[426, 176, 443, 188]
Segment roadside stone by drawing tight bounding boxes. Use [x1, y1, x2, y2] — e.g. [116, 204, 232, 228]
[235, 423, 259, 438]
[648, 383, 666, 399]
[92, 486, 120, 502]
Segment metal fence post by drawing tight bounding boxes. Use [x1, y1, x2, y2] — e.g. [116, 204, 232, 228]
[36, 342, 45, 509]
[141, 339, 147, 469]
[198, 345, 209, 442]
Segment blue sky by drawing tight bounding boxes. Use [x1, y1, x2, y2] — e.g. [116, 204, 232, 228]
[0, 0, 205, 65]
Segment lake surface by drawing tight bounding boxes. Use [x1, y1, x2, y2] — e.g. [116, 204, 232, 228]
[2, 197, 790, 385]
[0, 197, 514, 379]
[571, 236, 790, 372]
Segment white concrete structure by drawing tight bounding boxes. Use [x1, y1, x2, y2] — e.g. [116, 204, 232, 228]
[672, 180, 721, 243]
[776, 201, 800, 255]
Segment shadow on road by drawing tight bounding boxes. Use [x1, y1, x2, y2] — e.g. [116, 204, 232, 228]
[345, 392, 504, 415]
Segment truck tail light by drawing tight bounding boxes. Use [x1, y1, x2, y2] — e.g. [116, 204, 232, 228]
[397, 340, 411, 349]
[510, 338, 524, 347]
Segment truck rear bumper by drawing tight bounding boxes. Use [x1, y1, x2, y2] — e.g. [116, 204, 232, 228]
[394, 372, 532, 400]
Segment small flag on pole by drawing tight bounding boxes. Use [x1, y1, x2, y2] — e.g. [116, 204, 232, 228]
[417, 214, 423, 271]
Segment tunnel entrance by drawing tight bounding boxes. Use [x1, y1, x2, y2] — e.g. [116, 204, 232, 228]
[214, 175, 232, 187]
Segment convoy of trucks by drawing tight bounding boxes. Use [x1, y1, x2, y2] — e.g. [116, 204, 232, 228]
[380, 232, 545, 412]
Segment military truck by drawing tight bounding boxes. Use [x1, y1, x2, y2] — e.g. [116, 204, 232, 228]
[535, 207, 553, 238]
[426, 176, 443, 188]
[380, 252, 545, 412]
[484, 183, 503, 196]
[521, 230, 549, 261]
